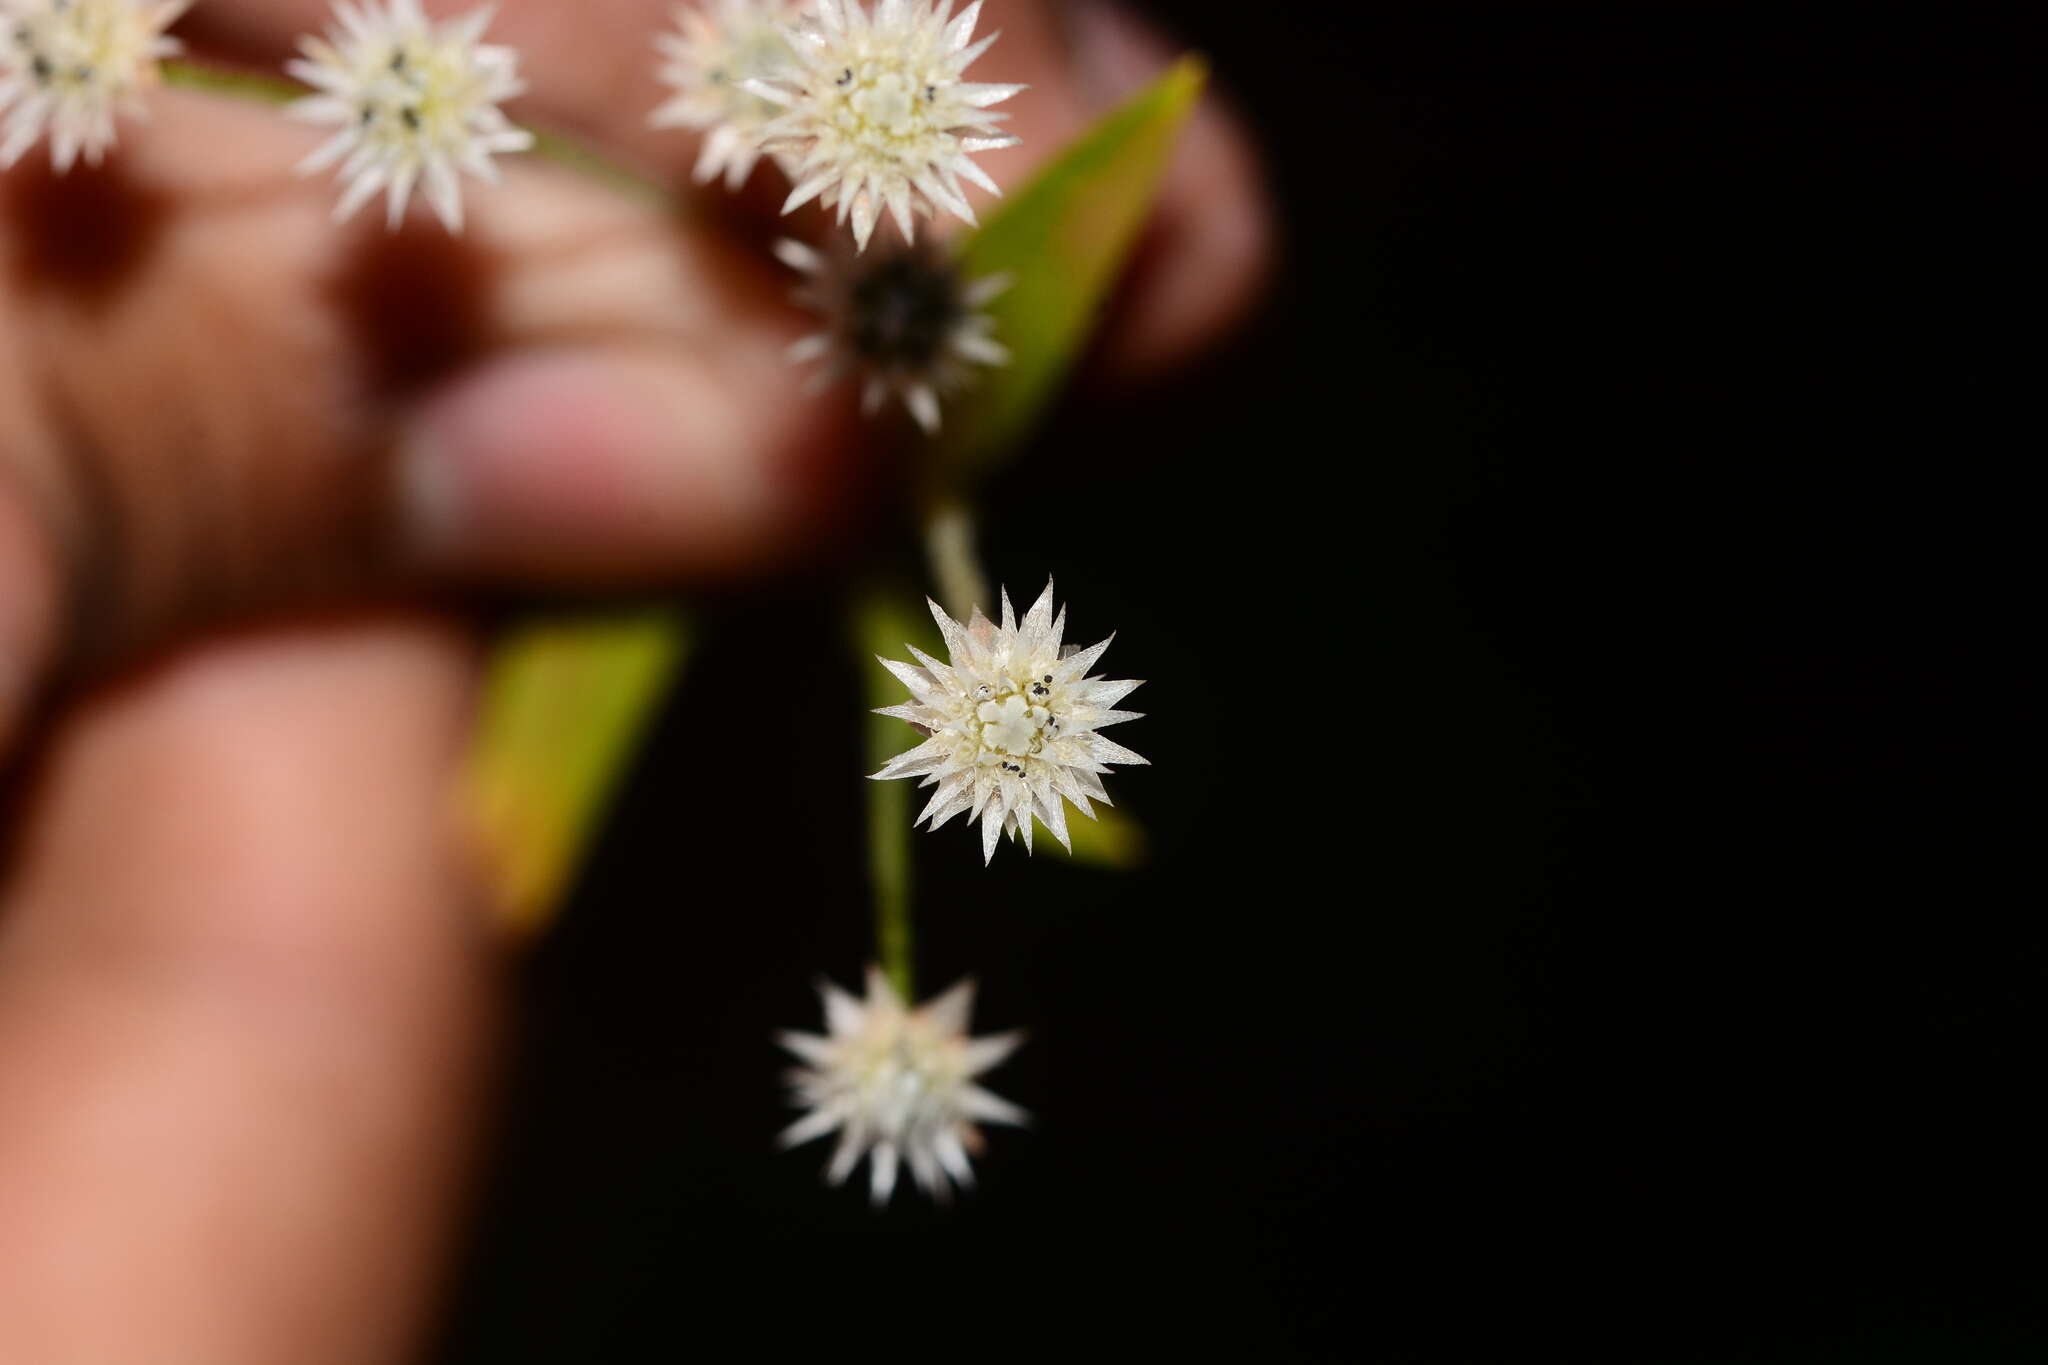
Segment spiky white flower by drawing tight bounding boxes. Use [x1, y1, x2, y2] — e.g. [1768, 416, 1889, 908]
[648, 0, 799, 190]
[0, 0, 187, 172]
[873, 581, 1148, 864]
[746, 0, 1023, 251]
[286, 0, 533, 233]
[779, 966, 1024, 1204]
[776, 233, 1008, 433]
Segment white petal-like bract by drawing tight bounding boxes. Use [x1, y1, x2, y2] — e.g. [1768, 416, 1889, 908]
[872, 581, 1148, 863]
[285, 0, 533, 233]
[777, 232, 1008, 433]
[648, 0, 800, 190]
[778, 966, 1024, 1204]
[0, 0, 187, 172]
[749, 0, 1023, 250]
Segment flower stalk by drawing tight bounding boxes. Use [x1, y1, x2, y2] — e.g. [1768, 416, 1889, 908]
[857, 589, 926, 999]
[923, 497, 987, 622]
[160, 56, 672, 209]
[159, 56, 296, 106]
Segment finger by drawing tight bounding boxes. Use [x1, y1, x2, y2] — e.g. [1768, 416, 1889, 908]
[176, 0, 1275, 376]
[0, 86, 860, 689]
[1058, 0, 1275, 381]
[0, 616, 490, 1365]
[0, 488, 58, 750]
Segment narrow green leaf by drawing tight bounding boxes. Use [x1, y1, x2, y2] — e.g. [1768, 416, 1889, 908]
[937, 55, 1209, 474]
[464, 610, 687, 936]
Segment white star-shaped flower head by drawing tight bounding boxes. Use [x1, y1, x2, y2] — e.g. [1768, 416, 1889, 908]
[776, 233, 1009, 434]
[779, 966, 1025, 1204]
[286, 0, 534, 233]
[746, 0, 1023, 251]
[0, 0, 187, 172]
[872, 581, 1148, 865]
[648, 0, 800, 190]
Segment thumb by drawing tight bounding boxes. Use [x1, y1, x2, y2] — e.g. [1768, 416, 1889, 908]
[0, 615, 491, 1365]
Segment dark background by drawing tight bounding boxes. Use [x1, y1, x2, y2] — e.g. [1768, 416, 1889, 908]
[434, 4, 2035, 1361]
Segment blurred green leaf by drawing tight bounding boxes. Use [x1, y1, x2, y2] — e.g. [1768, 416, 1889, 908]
[937, 55, 1209, 475]
[464, 610, 687, 936]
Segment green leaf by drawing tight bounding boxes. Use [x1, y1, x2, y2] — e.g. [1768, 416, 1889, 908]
[936, 55, 1209, 475]
[463, 610, 688, 936]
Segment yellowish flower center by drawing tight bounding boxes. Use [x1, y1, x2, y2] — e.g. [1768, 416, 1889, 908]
[977, 691, 1050, 759]
[830, 58, 937, 151]
[15, 0, 154, 99]
[352, 36, 482, 149]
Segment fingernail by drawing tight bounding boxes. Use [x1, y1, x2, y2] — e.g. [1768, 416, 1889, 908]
[396, 349, 782, 578]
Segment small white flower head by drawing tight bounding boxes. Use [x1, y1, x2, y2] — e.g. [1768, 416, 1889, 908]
[286, 0, 533, 233]
[779, 966, 1025, 1204]
[648, 0, 799, 190]
[0, 0, 187, 173]
[873, 581, 1148, 865]
[776, 232, 1008, 434]
[747, 0, 1023, 251]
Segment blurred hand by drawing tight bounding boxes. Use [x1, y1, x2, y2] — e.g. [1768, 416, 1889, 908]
[0, 2, 1270, 1360]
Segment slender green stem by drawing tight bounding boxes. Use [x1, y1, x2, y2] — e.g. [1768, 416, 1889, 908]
[161, 58, 299, 106]
[523, 124, 675, 209]
[159, 58, 676, 211]
[858, 490, 992, 1001]
[860, 499, 989, 999]
[870, 777, 915, 1001]
[856, 591, 923, 1000]
[922, 498, 988, 623]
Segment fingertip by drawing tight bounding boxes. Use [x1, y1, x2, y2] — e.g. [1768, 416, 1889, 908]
[1061, 0, 1278, 380]
[1096, 96, 1278, 381]
[396, 342, 860, 583]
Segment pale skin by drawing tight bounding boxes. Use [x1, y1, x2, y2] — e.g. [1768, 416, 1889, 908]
[0, 2, 1271, 1359]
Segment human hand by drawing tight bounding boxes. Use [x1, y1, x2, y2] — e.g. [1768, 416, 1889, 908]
[0, 3, 1270, 1360]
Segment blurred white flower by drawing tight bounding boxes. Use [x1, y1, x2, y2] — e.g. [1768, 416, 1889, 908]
[0, 0, 187, 172]
[872, 581, 1147, 864]
[776, 233, 1008, 433]
[648, 0, 798, 190]
[286, 0, 532, 232]
[747, 0, 1022, 250]
[779, 966, 1024, 1204]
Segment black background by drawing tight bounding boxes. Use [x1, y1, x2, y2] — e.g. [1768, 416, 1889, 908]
[434, 4, 2035, 1360]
